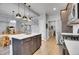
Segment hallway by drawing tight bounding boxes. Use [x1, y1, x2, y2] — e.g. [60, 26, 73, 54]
[34, 36, 63, 55]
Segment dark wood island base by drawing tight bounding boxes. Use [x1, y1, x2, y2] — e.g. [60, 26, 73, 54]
[12, 34, 41, 55]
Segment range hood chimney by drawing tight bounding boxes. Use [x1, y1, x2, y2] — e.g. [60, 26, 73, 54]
[69, 3, 79, 24]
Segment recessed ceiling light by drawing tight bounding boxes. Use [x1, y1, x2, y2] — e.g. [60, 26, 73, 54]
[53, 8, 56, 11]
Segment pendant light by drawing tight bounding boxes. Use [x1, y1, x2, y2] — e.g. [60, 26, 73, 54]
[27, 17, 31, 21]
[22, 3, 27, 20]
[27, 5, 31, 21]
[16, 3, 21, 18]
[12, 11, 15, 19]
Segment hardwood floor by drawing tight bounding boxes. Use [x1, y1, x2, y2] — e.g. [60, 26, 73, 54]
[34, 36, 63, 55]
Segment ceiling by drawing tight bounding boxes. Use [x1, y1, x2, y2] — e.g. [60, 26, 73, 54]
[0, 3, 38, 18]
[30, 3, 67, 16]
[0, 3, 67, 20]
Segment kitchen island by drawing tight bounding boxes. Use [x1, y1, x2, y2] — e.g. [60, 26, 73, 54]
[0, 33, 41, 55]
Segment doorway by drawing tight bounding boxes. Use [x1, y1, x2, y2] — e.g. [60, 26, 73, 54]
[48, 21, 56, 38]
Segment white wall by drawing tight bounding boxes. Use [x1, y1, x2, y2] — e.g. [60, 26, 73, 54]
[0, 17, 9, 34]
[73, 24, 79, 34]
[31, 17, 39, 33]
[38, 14, 47, 40]
[55, 16, 62, 44]
[31, 24, 39, 33]
[0, 21, 8, 34]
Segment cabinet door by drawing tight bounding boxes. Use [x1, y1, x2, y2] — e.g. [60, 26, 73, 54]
[22, 38, 33, 55]
[37, 35, 41, 49]
[31, 36, 37, 53]
[31, 35, 41, 54]
[12, 38, 21, 55]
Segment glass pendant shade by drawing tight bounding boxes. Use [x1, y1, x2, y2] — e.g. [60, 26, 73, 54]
[27, 5, 32, 21]
[22, 3, 27, 20]
[22, 16, 27, 20]
[16, 13, 21, 18]
[16, 3, 21, 19]
[28, 17, 31, 21]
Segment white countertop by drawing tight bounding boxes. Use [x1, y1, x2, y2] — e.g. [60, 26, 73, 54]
[11, 33, 41, 40]
[0, 33, 41, 40]
[62, 33, 79, 54]
[61, 33, 79, 36]
[65, 40, 79, 55]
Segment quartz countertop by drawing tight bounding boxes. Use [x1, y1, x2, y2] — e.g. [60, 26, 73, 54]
[64, 40, 79, 55]
[62, 33, 79, 54]
[0, 33, 41, 40]
[11, 33, 41, 40]
[61, 33, 79, 36]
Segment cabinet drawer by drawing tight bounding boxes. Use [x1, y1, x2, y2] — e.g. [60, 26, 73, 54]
[23, 38, 32, 43]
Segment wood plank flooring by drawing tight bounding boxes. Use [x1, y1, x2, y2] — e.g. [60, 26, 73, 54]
[34, 36, 63, 55]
